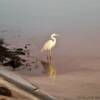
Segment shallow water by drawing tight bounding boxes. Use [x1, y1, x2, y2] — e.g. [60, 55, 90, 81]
[0, 0, 99, 74]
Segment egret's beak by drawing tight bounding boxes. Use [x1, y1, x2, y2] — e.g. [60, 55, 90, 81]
[56, 34, 59, 36]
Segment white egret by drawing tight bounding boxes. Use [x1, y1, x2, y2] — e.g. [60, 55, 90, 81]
[41, 33, 59, 64]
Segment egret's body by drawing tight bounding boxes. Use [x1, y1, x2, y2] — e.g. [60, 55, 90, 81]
[41, 33, 57, 52]
[41, 33, 58, 64]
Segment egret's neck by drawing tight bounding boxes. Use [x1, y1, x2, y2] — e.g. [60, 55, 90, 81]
[51, 35, 56, 43]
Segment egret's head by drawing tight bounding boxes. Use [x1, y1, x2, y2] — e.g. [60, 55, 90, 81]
[51, 33, 59, 37]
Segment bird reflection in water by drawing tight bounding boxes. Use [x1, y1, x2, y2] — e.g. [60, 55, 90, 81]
[40, 60, 56, 80]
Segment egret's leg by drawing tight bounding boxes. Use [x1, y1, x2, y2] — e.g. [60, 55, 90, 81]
[50, 50, 52, 64]
[49, 51, 51, 64]
[47, 51, 49, 63]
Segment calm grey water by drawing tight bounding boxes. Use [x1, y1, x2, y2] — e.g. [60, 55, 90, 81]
[0, 0, 100, 72]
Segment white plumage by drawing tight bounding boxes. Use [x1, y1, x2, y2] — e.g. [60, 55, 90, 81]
[41, 33, 58, 52]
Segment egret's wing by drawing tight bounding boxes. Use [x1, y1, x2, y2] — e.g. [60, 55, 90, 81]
[41, 40, 53, 51]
